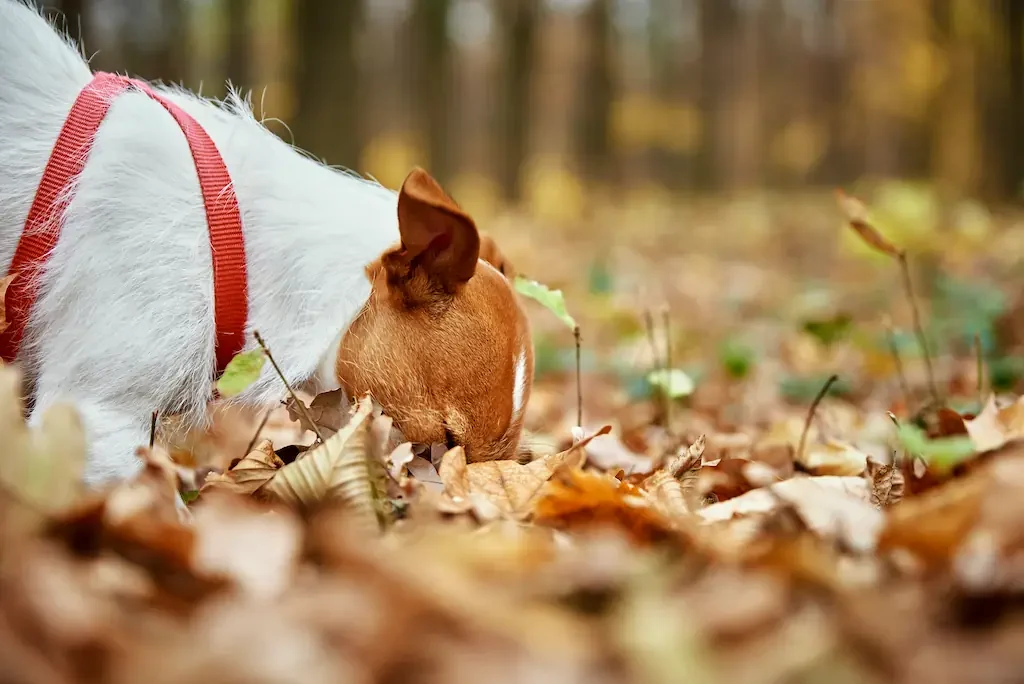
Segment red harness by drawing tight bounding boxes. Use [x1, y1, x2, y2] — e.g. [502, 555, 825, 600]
[0, 72, 248, 377]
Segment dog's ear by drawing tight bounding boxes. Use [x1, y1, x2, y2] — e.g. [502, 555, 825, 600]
[478, 234, 516, 280]
[383, 167, 480, 302]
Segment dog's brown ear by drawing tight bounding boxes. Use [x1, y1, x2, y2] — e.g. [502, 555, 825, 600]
[478, 234, 516, 280]
[384, 167, 480, 299]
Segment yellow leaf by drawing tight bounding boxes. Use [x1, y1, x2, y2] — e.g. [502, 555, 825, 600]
[0, 272, 17, 336]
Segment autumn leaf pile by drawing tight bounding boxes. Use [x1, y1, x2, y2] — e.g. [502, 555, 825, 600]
[5, 190, 1024, 683]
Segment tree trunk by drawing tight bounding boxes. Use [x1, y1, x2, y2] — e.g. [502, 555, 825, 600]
[409, 0, 453, 184]
[573, 0, 614, 186]
[292, 0, 363, 168]
[497, 0, 538, 202]
[225, 0, 251, 96]
[1004, 0, 1024, 200]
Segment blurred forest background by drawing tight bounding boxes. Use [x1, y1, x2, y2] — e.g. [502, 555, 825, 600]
[36, 0, 1024, 226]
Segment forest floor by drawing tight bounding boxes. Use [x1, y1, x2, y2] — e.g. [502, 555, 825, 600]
[4, 183, 1024, 683]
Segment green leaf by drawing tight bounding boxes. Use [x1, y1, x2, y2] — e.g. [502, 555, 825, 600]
[180, 490, 200, 505]
[514, 276, 577, 330]
[801, 313, 853, 347]
[646, 368, 695, 399]
[216, 348, 267, 398]
[718, 338, 756, 380]
[896, 423, 975, 469]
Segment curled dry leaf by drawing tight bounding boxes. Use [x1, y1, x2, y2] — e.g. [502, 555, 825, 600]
[964, 395, 1024, 453]
[641, 435, 707, 520]
[200, 439, 284, 498]
[264, 395, 380, 533]
[865, 457, 904, 508]
[285, 388, 350, 437]
[435, 426, 613, 519]
[835, 188, 901, 257]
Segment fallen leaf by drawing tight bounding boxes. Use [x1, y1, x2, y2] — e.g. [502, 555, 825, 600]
[865, 457, 904, 508]
[286, 388, 350, 436]
[965, 394, 1024, 453]
[264, 395, 380, 532]
[435, 426, 612, 519]
[200, 439, 284, 497]
[798, 439, 869, 476]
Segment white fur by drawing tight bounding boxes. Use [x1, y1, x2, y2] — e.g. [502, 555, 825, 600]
[0, 0, 401, 486]
[512, 348, 527, 418]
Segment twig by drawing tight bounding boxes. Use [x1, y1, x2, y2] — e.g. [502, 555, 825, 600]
[253, 330, 324, 444]
[975, 332, 985, 406]
[574, 325, 583, 428]
[796, 374, 840, 463]
[149, 410, 158, 448]
[883, 316, 913, 412]
[897, 251, 939, 405]
[661, 306, 673, 435]
[244, 406, 274, 456]
[643, 308, 665, 424]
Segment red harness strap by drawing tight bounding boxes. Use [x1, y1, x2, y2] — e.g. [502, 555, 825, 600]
[0, 72, 248, 376]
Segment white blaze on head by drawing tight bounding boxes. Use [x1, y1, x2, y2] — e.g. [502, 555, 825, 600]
[512, 344, 528, 418]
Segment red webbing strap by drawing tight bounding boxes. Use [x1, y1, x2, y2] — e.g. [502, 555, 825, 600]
[0, 72, 248, 376]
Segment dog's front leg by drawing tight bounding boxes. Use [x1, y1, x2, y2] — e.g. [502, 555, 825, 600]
[29, 385, 150, 489]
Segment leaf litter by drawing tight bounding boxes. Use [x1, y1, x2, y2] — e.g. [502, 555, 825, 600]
[6, 190, 1024, 683]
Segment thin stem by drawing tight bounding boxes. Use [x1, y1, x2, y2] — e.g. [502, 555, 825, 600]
[883, 316, 913, 412]
[244, 406, 274, 456]
[898, 252, 939, 405]
[796, 374, 840, 463]
[643, 308, 665, 424]
[975, 332, 985, 406]
[253, 331, 324, 444]
[149, 411, 158, 449]
[661, 306, 673, 435]
[574, 325, 583, 428]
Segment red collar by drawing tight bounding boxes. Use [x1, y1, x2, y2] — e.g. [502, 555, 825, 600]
[0, 72, 248, 377]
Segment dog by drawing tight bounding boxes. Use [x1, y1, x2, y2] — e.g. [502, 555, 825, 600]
[0, 0, 534, 487]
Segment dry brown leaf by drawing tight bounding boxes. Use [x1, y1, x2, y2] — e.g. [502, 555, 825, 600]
[264, 395, 380, 532]
[191, 494, 303, 600]
[285, 388, 350, 436]
[835, 188, 901, 257]
[878, 469, 986, 564]
[199, 438, 284, 497]
[0, 272, 16, 336]
[965, 395, 1024, 453]
[435, 426, 612, 519]
[533, 468, 676, 544]
[699, 476, 882, 552]
[798, 439, 869, 476]
[865, 457, 904, 508]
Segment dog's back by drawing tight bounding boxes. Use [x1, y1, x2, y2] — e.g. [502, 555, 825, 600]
[0, 1, 92, 266]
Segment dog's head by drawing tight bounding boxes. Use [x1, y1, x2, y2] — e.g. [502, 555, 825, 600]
[335, 168, 533, 461]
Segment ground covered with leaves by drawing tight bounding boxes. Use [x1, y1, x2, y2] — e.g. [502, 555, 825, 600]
[5, 187, 1024, 683]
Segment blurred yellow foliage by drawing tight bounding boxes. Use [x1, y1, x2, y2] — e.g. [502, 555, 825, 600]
[770, 120, 827, 177]
[522, 156, 585, 224]
[447, 173, 502, 224]
[360, 133, 426, 190]
[611, 95, 702, 154]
